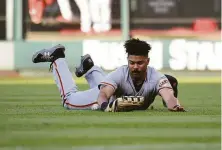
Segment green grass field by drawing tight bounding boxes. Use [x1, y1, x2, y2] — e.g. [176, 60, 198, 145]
[0, 77, 221, 150]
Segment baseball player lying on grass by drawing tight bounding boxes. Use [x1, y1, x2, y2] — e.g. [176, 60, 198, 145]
[32, 38, 185, 112]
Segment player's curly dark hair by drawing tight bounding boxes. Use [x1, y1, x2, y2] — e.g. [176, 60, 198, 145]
[124, 38, 151, 56]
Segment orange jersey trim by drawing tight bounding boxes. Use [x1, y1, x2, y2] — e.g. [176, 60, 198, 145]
[100, 82, 116, 90]
[54, 62, 65, 98]
[65, 102, 97, 108]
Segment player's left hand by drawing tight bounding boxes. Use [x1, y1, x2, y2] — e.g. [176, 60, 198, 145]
[168, 105, 186, 112]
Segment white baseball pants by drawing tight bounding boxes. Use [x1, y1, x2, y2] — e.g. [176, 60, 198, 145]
[52, 58, 106, 110]
[57, 0, 111, 32]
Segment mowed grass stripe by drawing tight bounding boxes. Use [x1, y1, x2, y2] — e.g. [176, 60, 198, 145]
[0, 96, 58, 100]
[0, 136, 220, 147]
[1, 122, 220, 130]
[1, 108, 220, 116]
[2, 128, 220, 138]
[4, 116, 220, 123]
[0, 76, 220, 84]
[0, 143, 220, 150]
[0, 101, 58, 105]
[0, 143, 221, 150]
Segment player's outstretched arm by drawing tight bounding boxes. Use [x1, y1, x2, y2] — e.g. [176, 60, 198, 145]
[159, 88, 186, 112]
[97, 85, 115, 111]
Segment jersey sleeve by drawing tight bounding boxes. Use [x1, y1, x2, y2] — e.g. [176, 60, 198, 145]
[154, 71, 172, 93]
[156, 76, 172, 92]
[98, 68, 123, 91]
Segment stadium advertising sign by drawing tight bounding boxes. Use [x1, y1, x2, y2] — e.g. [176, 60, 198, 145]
[147, 0, 177, 15]
[83, 40, 163, 70]
[169, 39, 222, 71]
[0, 42, 14, 70]
[83, 40, 221, 71]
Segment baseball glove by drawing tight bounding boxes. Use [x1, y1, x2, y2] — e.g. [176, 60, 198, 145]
[104, 96, 145, 112]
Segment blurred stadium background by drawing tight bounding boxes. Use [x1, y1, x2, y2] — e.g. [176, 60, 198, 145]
[0, 0, 221, 76]
[0, 0, 221, 149]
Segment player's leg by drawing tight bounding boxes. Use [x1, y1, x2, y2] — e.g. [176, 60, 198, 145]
[89, 0, 101, 32]
[32, 45, 99, 110]
[74, 0, 91, 33]
[162, 74, 178, 107]
[75, 54, 106, 88]
[52, 58, 78, 103]
[85, 66, 106, 88]
[57, 0, 73, 21]
[52, 58, 99, 110]
[64, 87, 99, 110]
[32, 44, 76, 102]
[100, 0, 111, 32]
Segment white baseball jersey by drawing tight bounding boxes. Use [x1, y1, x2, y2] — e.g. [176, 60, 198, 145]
[99, 65, 172, 109]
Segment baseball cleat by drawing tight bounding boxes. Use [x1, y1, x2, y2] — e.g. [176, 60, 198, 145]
[32, 44, 65, 63]
[75, 54, 94, 77]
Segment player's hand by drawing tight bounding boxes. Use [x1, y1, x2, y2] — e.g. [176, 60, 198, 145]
[91, 103, 100, 110]
[168, 105, 186, 112]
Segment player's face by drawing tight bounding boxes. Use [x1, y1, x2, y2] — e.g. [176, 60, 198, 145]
[128, 55, 149, 80]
